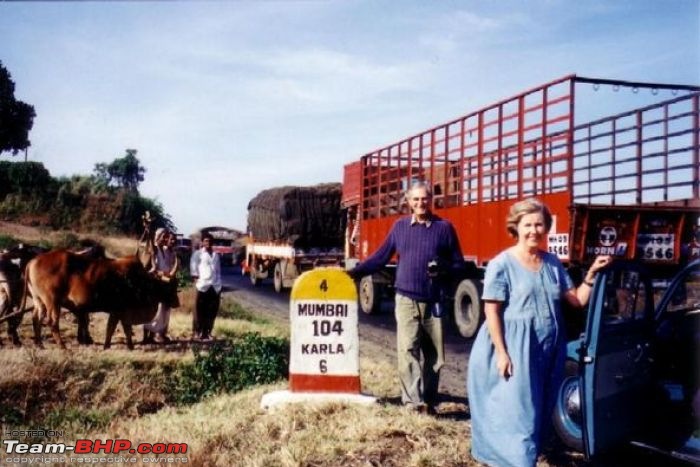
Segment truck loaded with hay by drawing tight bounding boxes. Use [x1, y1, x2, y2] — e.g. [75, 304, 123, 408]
[243, 183, 345, 292]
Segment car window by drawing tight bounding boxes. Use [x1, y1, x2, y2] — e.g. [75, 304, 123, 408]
[601, 269, 648, 325]
[665, 265, 700, 314]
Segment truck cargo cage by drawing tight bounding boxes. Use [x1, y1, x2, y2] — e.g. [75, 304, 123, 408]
[342, 74, 700, 335]
[343, 75, 699, 268]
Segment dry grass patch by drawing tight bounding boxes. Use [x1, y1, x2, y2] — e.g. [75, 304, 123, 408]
[0, 346, 182, 437]
[0, 220, 139, 257]
[104, 386, 473, 467]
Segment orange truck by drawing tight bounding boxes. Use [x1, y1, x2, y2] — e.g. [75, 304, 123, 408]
[342, 74, 700, 338]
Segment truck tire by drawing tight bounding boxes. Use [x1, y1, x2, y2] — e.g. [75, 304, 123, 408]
[250, 258, 260, 287]
[273, 262, 283, 293]
[359, 275, 382, 315]
[453, 279, 481, 338]
[250, 270, 260, 286]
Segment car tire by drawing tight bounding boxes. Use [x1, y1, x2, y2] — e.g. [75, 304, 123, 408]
[552, 374, 584, 452]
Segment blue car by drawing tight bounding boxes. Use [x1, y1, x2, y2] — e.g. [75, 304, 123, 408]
[553, 259, 700, 463]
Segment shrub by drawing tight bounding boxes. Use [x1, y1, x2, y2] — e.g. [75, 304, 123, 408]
[43, 407, 115, 432]
[0, 234, 18, 250]
[52, 232, 82, 250]
[171, 333, 289, 405]
[218, 299, 265, 323]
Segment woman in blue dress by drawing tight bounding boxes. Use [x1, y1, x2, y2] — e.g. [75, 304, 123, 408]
[467, 198, 611, 466]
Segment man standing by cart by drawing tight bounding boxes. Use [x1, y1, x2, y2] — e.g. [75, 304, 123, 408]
[349, 181, 464, 413]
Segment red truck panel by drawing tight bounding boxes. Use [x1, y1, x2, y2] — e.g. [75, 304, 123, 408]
[342, 162, 362, 208]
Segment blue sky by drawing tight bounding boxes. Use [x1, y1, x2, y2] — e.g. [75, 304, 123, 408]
[1, 0, 698, 235]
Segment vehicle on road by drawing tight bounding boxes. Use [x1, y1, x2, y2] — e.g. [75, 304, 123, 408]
[553, 258, 700, 464]
[173, 234, 192, 263]
[342, 75, 700, 337]
[243, 184, 345, 292]
[194, 226, 243, 266]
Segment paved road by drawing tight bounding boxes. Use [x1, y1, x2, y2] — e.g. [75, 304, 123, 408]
[220, 266, 473, 404]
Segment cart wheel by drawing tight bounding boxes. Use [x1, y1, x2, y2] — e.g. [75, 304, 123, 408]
[453, 279, 481, 338]
[359, 275, 382, 314]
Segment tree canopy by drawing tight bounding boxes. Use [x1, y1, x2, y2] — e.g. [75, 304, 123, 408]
[94, 149, 146, 192]
[0, 61, 36, 156]
[0, 156, 172, 235]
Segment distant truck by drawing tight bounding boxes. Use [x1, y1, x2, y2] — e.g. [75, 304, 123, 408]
[193, 226, 244, 266]
[242, 183, 345, 292]
[342, 74, 700, 338]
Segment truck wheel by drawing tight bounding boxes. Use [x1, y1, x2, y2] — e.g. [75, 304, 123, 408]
[453, 279, 481, 338]
[250, 261, 260, 287]
[359, 275, 382, 315]
[273, 262, 283, 293]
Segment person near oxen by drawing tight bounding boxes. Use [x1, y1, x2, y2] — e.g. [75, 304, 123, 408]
[142, 228, 180, 344]
[349, 181, 465, 414]
[189, 233, 222, 341]
[0, 252, 23, 346]
[466, 198, 612, 467]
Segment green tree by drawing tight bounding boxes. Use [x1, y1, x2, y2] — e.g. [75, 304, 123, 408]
[0, 61, 36, 156]
[119, 191, 174, 235]
[0, 161, 51, 196]
[94, 149, 146, 192]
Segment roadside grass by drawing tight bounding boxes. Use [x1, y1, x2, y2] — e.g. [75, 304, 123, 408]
[109, 386, 473, 467]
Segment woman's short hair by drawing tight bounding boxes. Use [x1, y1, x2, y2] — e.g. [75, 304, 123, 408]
[506, 198, 553, 238]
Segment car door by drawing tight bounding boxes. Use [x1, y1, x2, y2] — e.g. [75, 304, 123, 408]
[580, 261, 655, 458]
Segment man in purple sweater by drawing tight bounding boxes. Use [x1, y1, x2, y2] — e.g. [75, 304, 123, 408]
[350, 182, 464, 413]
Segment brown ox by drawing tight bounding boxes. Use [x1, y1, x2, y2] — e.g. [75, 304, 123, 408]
[22, 250, 165, 349]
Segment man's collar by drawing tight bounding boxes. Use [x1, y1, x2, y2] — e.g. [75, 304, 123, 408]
[411, 214, 433, 227]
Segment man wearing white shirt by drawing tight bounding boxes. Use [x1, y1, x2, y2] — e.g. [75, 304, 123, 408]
[189, 233, 222, 341]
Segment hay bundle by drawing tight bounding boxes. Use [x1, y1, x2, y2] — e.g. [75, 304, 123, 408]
[247, 183, 344, 249]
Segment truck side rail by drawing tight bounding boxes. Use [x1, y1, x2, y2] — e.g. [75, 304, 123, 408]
[351, 77, 699, 222]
